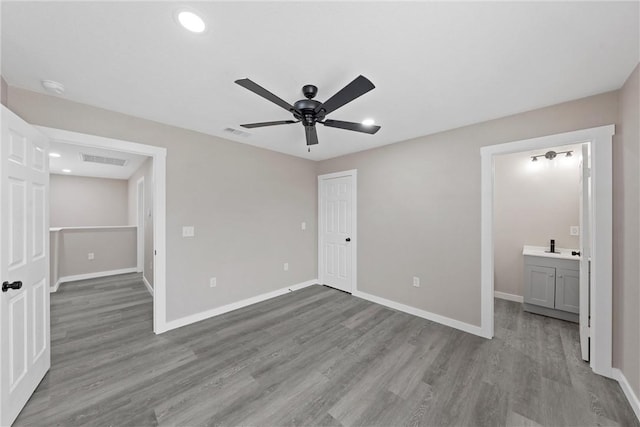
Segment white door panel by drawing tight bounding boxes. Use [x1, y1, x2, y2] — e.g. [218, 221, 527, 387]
[319, 173, 355, 293]
[1, 106, 50, 426]
[579, 143, 591, 361]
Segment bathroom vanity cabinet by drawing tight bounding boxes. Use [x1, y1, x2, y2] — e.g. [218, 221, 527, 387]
[522, 245, 580, 323]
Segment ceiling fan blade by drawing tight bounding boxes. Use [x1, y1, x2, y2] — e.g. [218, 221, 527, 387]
[235, 78, 295, 112]
[305, 126, 319, 146]
[316, 75, 375, 115]
[322, 119, 381, 134]
[240, 120, 299, 129]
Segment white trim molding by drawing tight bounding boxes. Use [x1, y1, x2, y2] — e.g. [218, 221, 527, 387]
[51, 267, 138, 292]
[36, 126, 168, 335]
[136, 176, 145, 273]
[160, 279, 318, 333]
[317, 169, 357, 293]
[481, 124, 615, 377]
[353, 290, 485, 337]
[612, 368, 640, 422]
[494, 291, 524, 303]
[143, 276, 154, 296]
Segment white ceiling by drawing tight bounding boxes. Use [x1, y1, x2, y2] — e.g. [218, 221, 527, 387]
[2, 2, 638, 161]
[49, 140, 148, 180]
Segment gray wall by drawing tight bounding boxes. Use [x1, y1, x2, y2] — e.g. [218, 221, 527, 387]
[613, 64, 640, 397]
[128, 157, 154, 287]
[317, 91, 618, 326]
[50, 174, 129, 227]
[494, 149, 580, 297]
[7, 86, 318, 322]
[51, 227, 136, 281]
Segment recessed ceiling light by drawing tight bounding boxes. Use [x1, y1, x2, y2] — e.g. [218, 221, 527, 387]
[362, 118, 375, 126]
[41, 80, 65, 95]
[177, 10, 206, 33]
[62, 169, 71, 173]
[49, 152, 61, 158]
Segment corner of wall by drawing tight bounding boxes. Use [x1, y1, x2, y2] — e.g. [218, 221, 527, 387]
[1, 76, 8, 107]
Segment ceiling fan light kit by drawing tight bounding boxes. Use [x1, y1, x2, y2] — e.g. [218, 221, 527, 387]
[234, 75, 381, 151]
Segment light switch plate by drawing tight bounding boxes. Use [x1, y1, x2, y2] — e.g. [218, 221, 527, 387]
[182, 226, 195, 237]
[570, 226, 580, 236]
[301, 222, 306, 231]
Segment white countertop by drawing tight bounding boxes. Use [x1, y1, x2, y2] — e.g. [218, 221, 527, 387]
[523, 245, 580, 261]
[50, 225, 137, 231]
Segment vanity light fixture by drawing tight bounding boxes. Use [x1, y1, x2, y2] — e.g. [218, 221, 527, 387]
[531, 150, 573, 162]
[62, 169, 72, 173]
[49, 152, 61, 158]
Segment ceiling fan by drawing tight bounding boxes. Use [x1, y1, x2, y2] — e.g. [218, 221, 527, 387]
[234, 75, 381, 150]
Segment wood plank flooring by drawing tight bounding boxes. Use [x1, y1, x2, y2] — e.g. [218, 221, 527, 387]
[14, 273, 639, 426]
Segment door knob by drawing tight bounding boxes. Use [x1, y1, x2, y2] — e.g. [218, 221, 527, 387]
[345, 238, 351, 242]
[2, 281, 22, 292]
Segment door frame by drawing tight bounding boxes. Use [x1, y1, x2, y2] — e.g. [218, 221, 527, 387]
[35, 126, 169, 335]
[136, 177, 145, 273]
[318, 169, 357, 293]
[480, 124, 614, 378]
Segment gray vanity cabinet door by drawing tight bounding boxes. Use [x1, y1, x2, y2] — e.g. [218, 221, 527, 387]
[555, 268, 580, 313]
[524, 265, 556, 308]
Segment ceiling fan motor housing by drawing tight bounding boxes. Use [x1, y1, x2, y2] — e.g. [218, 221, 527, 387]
[293, 98, 324, 126]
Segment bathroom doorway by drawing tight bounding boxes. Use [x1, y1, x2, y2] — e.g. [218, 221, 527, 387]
[492, 142, 589, 357]
[480, 124, 614, 378]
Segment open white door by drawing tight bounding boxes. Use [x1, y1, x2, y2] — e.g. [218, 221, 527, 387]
[0, 106, 50, 426]
[579, 143, 591, 361]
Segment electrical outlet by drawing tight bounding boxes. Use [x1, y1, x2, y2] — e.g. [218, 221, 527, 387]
[182, 226, 195, 237]
[413, 276, 420, 287]
[570, 226, 580, 236]
[284, 263, 289, 271]
[88, 252, 94, 260]
[209, 277, 216, 288]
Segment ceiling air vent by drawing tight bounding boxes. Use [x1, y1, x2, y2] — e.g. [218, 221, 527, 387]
[223, 127, 251, 138]
[81, 153, 128, 166]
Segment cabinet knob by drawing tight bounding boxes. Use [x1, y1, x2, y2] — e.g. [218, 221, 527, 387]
[558, 275, 563, 278]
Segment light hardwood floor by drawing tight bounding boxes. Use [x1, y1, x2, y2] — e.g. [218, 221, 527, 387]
[14, 273, 639, 426]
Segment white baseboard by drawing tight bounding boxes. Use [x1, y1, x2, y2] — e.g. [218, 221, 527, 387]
[352, 290, 488, 338]
[50, 267, 138, 292]
[494, 291, 524, 303]
[161, 279, 318, 333]
[613, 368, 640, 422]
[143, 276, 154, 296]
